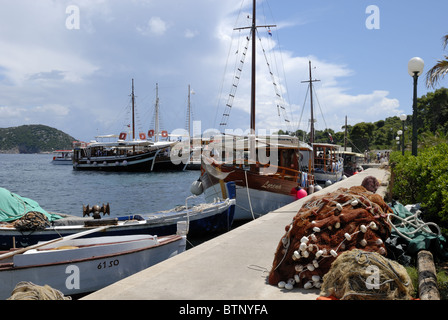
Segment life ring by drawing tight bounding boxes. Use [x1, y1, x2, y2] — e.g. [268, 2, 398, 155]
[119, 132, 127, 140]
[148, 129, 155, 138]
[161, 131, 168, 138]
[139, 133, 146, 140]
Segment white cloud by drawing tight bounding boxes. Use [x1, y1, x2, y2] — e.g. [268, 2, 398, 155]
[184, 29, 198, 38]
[137, 17, 168, 36]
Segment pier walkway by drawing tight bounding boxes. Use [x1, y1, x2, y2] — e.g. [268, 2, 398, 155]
[83, 168, 390, 300]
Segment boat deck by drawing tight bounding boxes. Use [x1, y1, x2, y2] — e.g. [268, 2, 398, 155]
[83, 168, 390, 300]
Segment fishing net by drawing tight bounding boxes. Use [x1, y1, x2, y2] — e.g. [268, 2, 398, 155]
[268, 185, 393, 291]
[13, 211, 51, 231]
[7, 281, 71, 300]
[320, 249, 414, 300]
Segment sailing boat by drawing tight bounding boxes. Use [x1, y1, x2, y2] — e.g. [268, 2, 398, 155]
[146, 83, 192, 171]
[194, 0, 315, 221]
[302, 61, 344, 185]
[73, 79, 176, 172]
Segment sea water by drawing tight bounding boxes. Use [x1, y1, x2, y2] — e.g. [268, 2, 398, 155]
[0, 153, 204, 217]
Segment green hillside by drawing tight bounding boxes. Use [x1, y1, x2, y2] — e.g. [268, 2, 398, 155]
[0, 125, 77, 153]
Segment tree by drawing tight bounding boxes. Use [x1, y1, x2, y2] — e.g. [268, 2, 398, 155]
[417, 87, 448, 135]
[349, 122, 375, 151]
[426, 34, 448, 88]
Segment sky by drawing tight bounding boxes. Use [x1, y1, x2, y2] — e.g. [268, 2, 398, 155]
[0, 0, 447, 143]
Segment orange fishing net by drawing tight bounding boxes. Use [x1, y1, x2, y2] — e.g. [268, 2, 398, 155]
[268, 185, 392, 290]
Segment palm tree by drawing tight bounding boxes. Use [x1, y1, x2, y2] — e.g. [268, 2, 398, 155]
[426, 34, 448, 88]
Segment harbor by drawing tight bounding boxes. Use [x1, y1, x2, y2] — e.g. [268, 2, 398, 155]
[0, 0, 447, 306]
[83, 167, 389, 300]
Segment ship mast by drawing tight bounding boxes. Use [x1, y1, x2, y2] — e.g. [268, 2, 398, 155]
[234, 0, 276, 133]
[301, 61, 320, 144]
[131, 78, 135, 141]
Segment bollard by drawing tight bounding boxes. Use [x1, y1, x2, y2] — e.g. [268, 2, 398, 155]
[417, 250, 440, 300]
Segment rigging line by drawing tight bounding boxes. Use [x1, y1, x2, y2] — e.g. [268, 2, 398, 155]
[263, 0, 294, 126]
[256, 29, 291, 132]
[312, 86, 329, 131]
[213, 0, 247, 129]
[297, 85, 310, 133]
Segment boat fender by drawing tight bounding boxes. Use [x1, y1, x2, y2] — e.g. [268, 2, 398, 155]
[190, 180, 203, 195]
[296, 188, 307, 200]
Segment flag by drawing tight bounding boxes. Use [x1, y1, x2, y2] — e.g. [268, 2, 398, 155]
[328, 133, 333, 143]
[268, 29, 272, 36]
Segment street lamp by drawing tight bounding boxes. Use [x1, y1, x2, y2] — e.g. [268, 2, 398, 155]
[399, 114, 407, 155]
[408, 57, 424, 156]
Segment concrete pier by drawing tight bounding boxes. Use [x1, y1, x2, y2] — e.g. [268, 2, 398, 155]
[83, 168, 390, 300]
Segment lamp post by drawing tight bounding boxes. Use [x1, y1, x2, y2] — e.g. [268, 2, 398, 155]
[408, 57, 424, 156]
[399, 114, 407, 155]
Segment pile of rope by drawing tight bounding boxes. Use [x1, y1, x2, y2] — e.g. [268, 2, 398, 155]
[320, 249, 414, 300]
[7, 281, 71, 300]
[268, 185, 392, 291]
[13, 211, 50, 231]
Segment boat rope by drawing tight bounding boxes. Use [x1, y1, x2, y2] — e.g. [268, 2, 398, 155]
[387, 210, 441, 242]
[244, 169, 256, 220]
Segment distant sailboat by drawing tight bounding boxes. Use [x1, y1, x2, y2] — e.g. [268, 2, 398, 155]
[195, 0, 315, 221]
[73, 79, 176, 172]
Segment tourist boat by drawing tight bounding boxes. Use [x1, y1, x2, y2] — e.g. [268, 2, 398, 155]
[312, 142, 344, 185]
[0, 227, 186, 299]
[194, 0, 314, 221]
[51, 150, 73, 165]
[72, 80, 189, 172]
[338, 150, 365, 177]
[0, 190, 236, 249]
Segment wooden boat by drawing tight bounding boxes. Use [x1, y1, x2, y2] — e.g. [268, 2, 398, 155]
[195, 0, 314, 221]
[0, 227, 186, 299]
[198, 135, 314, 221]
[0, 193, 236, 249]
[51, 150, 73, 165]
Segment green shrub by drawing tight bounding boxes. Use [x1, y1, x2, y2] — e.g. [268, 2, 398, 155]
[390, 143, 448, 237]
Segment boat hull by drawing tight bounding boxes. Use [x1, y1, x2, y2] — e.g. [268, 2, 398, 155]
[0, 234, 186, 299]
[73, 150, 158, 172]
[200, 165, 302, 221]
[0, 199, 235, 249]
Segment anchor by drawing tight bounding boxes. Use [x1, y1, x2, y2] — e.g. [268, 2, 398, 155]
[82, 203, 110, 219]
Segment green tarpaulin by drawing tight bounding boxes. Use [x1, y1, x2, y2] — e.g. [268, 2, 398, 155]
[0, 188, 62, 223]
[389, 201, 448, 260]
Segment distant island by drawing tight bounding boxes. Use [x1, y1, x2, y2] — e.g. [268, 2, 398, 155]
[0, 124, 78, 154]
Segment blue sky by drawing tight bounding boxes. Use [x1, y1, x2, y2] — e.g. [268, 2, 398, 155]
[0, 0, 446, 142]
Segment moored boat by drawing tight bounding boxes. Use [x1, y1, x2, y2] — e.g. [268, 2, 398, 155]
[51, 150, 73, 165]
[194, 0, 315, 221]
[72, 80, 189, 172]
[0, 192, 236, 249]
[0, 228, 186, 299]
